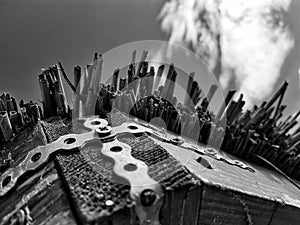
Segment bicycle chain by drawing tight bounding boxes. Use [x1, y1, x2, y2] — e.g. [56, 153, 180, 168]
[0, 117, 255, 198]
[0, 117, 255, 224]
[0, 131, 97, 197]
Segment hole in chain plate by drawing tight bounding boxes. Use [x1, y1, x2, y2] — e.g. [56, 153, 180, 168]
[91, 120, 101, 125]
[124, 163, 138, 171]
[31, 152, 42, 162]
[170, 137, 184, 145]
[2, 176, 11, 187]
[196, 157, 213, 170]
[110, 146, 123, 152]
[64, 137, 76, 145]
[128, 125, 138, 130]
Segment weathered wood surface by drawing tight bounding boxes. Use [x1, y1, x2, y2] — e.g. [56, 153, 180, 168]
[1, 115, 300, 225]
[164, 138, 300, 225]
[0, 122, 76, 225]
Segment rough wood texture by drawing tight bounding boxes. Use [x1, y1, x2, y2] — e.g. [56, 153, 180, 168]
[166, 142, 300, 208]
[270, 204, 300, 225]
[1, 114, 300, 225]
[146, 116, 300, 224]
[199, 186, 248, 225]
[44, 113, 198, 225]
[0, 123, 76, 225]
[0, 125, 47, 173]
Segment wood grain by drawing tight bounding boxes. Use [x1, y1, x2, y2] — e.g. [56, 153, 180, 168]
[0, 122, 76, 225]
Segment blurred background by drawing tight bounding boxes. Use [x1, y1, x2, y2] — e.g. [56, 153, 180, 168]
[0, 0, 299, 117]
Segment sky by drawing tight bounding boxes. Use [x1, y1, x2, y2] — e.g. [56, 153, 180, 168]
[0, 0, 165, 102]
[282, 0, 300, 116]
[0, 0, 299, 117]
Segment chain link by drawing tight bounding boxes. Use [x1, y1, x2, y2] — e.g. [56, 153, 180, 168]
[0, 117, 255, 198]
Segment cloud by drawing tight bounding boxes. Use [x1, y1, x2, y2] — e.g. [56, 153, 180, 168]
[158, 0, 294, 108]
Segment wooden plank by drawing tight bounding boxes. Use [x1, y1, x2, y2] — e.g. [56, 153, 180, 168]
[181, 185, 202, 225]
[1, 124, 47, 173]
[160, 187, 190, 225]
[166, 144, 300, 209]
[2, 113, 300, 225]
[241, 195, 275, 225]
[270, 204, 300, 225]
[0, 123, 76, 225]
[198, 186, 247, 225]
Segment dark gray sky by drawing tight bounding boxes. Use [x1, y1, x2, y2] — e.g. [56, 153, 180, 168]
[0, 0, 299, 116]
[0, 0, 165, 101]
[281, 0, 300, 116]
